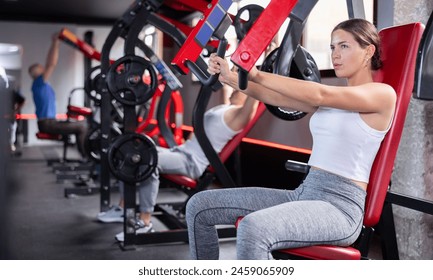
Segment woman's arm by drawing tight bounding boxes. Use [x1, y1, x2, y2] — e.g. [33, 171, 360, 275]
[224, 95, 259, 132]
[250, 68, 396, 114]
[208, 54, 317, 113]
[209, 54, 396, 115]
[224, 70, 317, 113]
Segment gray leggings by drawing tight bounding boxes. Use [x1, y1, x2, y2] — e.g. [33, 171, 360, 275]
[185, 168, 366, 260]
[119, 146, 204, 214]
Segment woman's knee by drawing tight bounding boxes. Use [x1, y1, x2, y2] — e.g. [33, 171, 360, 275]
[237, 213, 269, 243]
[236, 213, 274, 259]
[186, 191, 209, 218]
[186, 190, 224, 226]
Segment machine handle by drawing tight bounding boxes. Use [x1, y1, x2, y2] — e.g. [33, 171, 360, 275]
[185, 38, 228, 87]
[238, 68, 249, 90]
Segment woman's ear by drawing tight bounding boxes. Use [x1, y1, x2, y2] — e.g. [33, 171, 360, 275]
[367, 44, 376, 60]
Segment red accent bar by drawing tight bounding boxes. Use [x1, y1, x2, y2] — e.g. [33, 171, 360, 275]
[163, 0, 209, 13]
[171, 123, 311, 154]
[171, 0, 220, 74]
[59, 28, 101, 61]
[16, 113, 68, 120]
[242, 137, 311, 155]
[58, 28, 115, 64]
[231, 0, 298, 72]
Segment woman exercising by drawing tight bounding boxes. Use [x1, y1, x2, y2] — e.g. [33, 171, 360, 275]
[186, 18, 396, 259]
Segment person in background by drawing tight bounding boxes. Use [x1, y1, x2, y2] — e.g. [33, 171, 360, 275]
[10, 86, 25, 154]
[28, 32, 88, 160]
[98, 87, 259, 242]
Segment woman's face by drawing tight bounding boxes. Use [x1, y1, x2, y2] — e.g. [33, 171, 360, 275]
[330, 29, 369, 79]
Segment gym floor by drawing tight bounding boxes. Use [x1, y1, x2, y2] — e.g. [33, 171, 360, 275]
[6, 143, 383, 260]
[6, 143, 236, 260]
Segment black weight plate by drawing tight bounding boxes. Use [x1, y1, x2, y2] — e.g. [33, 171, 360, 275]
[84, 65, 104, 105]
[262, 47, 318, 121]
[106, 55, 158, 106]
[107, 133, 158, 183]
[234, 4, 264, 41]
[85, 126, 121, 163]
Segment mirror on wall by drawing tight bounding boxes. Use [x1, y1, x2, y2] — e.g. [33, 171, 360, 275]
[0, 43, 22, 91]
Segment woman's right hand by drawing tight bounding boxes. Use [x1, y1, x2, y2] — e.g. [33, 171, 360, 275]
[208, 53, 231, 84]
[208, 53, 261, 86]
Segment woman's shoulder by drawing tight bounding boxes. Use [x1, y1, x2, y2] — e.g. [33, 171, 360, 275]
[363, 82, 396, 102]
[368, 82, 395, 94]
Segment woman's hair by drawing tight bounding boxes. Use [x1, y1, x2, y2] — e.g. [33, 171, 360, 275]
[332, 18, 382, 70]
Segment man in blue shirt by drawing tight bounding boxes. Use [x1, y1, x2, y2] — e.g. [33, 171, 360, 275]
[28, 33, 88, 159]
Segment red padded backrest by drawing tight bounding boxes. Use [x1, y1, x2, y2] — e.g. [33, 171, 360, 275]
[365, 22, 424, 227]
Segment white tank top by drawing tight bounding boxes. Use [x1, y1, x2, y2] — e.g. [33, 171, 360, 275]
[174, 104, 240, 175]
[308, 107, 390, 183]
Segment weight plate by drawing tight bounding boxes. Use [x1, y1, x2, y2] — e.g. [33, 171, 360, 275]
[107, 133, 158, 183]
[234, 4, 264, 41]
[106, 55, 158, 106]
[84, 65, 104, 105]
[262, 47, 320, 121]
